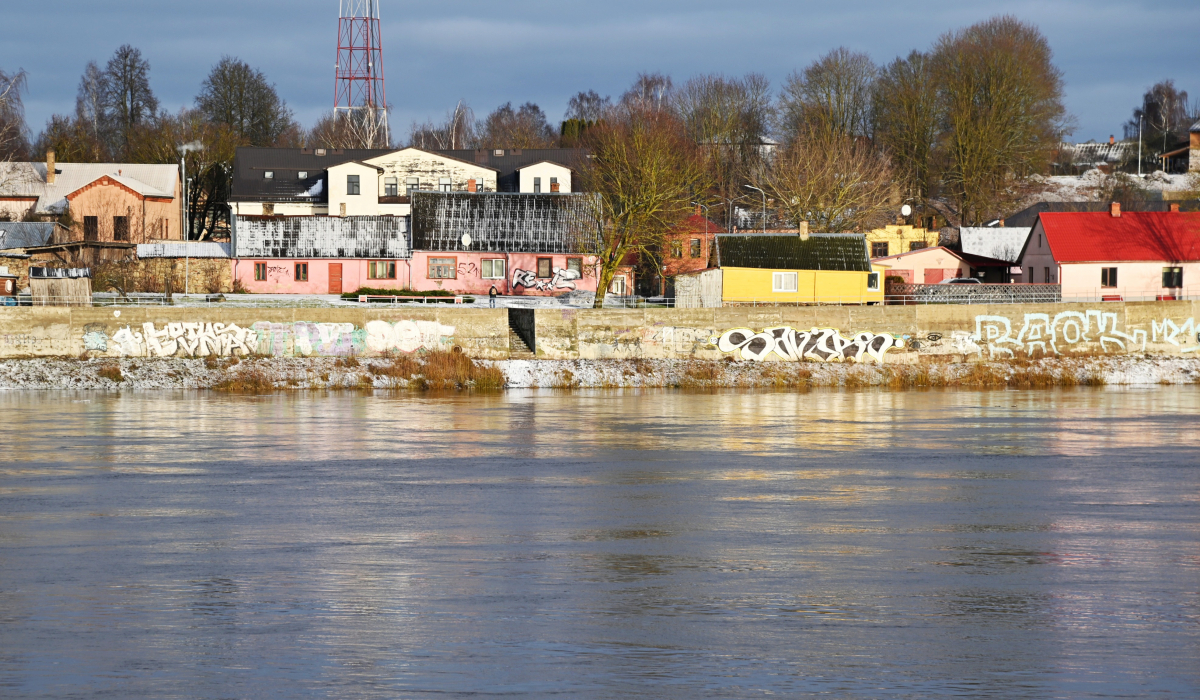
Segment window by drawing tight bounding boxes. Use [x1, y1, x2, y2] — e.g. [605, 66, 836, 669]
[1038, 234, 1043, 248]
[533, 177, 542, 194]
[494, 149, 504, 156]
[773, 271, 799, 292]
[384, 177, 398, 197]
[867, 272, 880, 290]
[439, 177, 451, 192]
[1101, 267, 1118, 288]
[871, 242, 889, 258]
[369, 261, 397, 279]
[346, 174, 360, 195]
[84, 216, 98, 241]
[1163, 266, 1183, 288]
[295, 262, 308, 281]
[482, 259, 505, 279]
[550, 176, 559, 192]
[254, 262, 267, 281]
[690, 238, 702, 258]
[1044, 267, 1051, 283]
[263, 171, 274, 179]
[670, 240, 683, 258]
[298, 171, 308, 179]
[909, 241, 928, 251]
[567, 258, 582, 275]
[406, 177, 419, 196]
[537, 257, 552, 278]
[610, 276, 627, 295]
[427, 257, 455, 279]
[112, 216, 129, 241]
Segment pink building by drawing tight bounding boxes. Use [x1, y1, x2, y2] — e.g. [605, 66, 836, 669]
[1018, 204, 1200, 300]
[232, 251, 602, 296]
[872, 246, 1012, 284]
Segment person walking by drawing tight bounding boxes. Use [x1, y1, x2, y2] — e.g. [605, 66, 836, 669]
[489, 285, 499, 308]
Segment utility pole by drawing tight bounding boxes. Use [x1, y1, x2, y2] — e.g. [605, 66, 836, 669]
[1138, 115, 1143, 178]
[744, 185, 766, 233]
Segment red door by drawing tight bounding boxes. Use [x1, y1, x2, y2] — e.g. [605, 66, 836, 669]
[924, 268, 945, 284]
[328, 263, 343, 294]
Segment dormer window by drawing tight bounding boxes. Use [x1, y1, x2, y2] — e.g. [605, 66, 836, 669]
[263, 171, 274, 179]
[298, 171, 308, 179]
[494, 149, 504, 156]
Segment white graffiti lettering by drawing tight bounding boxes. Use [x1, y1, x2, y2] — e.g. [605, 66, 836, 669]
[364, 320, 456, 354]
[713, 327, 899, 363]
[512, 267, 581, 292]
[973, 311, 1154, 357]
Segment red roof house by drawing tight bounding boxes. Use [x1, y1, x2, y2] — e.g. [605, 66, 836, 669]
[1018, 203, 1200, 300]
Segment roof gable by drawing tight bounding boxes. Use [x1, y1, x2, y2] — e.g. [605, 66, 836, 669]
[364, 147, 500, 171]
[1039, 211, 1200, 262]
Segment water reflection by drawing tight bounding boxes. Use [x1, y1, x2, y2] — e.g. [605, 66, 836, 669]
[0, 387, 1198, 698]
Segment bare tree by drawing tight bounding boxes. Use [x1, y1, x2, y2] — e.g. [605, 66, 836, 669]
[756, 132, 894, 233]
[1125, 80, 1198, 165]
[674, 73, 773, 230]
[565, 90, 612, 121]
[103, 45, 159, 159]
[307, 108, 391, 150]
[476, 102, 557, 149]
[873, 51, 942, 211]
[0, 68, 30, 162]
[408, 100, 477, 150]
[577, 105, 711, 307]
[777, 47, 876, 143]
[620, 73, 674, 113]
[196, 57, 299, 146]
[933, 15, 1068, 225]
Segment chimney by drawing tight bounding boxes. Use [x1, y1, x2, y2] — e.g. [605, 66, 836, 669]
[1110, 201, 1121, 218]
[1109, 135, 1115, 145]
[799, 220, 809, 241]
[1169, 202, 1180, 213]
[999, 219, 1005, 226]
[695, 204, 702, 216]
[467, 179, 477, 193]
[46, 150, 55, 184]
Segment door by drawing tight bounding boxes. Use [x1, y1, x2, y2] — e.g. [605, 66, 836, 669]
[328, 263, 342, 294]
[923, 268, 945, 284]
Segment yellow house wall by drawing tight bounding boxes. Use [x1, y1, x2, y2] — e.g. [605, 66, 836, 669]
[865, 225, 938, 258]
[721, 267, 883, 304]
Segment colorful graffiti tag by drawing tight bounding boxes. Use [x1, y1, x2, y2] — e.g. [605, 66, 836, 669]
[713, 327, 900, 363]
[93, 319, 456, 358]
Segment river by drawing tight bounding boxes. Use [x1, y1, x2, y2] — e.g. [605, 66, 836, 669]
[1, 388, 1198, 698]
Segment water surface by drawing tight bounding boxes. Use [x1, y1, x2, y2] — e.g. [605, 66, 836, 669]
[1, 388, 1198, 698]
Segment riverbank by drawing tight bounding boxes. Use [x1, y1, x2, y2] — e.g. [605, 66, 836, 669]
[1, 355, 1198, 391]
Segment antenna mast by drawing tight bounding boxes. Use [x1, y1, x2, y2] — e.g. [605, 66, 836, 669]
[334, 0, 389, 147]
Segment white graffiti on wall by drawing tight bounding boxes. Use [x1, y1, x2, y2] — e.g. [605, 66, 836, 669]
[512, 267, 581, 292]
[972, 311, 1158, 357]
[112, 322, 256, 357]
[99, 319, 455, 358]
[713, 327, 900, 363]
[365, 319, 455, 354]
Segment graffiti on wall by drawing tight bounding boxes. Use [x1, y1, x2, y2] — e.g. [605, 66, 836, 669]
[713, 327, 900, 363]
[972, 311, 1199, 357]
[90, 319, 455, 358]
[512, 267, 581, 292]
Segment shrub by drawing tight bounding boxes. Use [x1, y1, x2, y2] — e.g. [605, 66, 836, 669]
[341, 287, 456, 300]
[97, 364, 124, 383]
[212, 367, 275, 394]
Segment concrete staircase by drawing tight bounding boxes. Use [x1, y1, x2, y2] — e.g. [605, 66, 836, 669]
[508, 321, 535, 359]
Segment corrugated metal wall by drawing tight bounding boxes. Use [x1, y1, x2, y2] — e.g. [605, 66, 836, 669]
[411, 192, 601, 254]
[233, 216, 411, 259]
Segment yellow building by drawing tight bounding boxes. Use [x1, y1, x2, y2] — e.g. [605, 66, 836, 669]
[675, 233, 885, 307]
[865, 224, 938, 259]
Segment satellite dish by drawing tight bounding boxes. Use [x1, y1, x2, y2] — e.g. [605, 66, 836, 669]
[900, 204, 912, 217]
[461, 233, 473, 247]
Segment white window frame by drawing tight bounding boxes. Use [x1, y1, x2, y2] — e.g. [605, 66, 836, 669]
[773, 271, 798, 293]
[482, 259, 505, 279]
[867, 272, 880, 291]
[439, 177, 451, 193]
[610, 275, 627, 295]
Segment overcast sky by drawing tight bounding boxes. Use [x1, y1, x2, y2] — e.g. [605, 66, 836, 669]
[4, 0, 1197, 147]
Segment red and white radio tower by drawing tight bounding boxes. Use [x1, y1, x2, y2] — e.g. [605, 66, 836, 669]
[334, 0, 389, 147]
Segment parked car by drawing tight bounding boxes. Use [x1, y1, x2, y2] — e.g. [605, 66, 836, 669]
[937, 277, 981, 285]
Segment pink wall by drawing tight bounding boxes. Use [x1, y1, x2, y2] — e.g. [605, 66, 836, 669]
[1060, 262, 1200, 300]
[232, 252, 603, 296]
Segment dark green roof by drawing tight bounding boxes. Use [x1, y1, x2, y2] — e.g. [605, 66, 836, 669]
[717, 234, 870, 271]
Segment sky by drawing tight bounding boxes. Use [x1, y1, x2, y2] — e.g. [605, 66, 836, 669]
[3, 0, 1198, 147]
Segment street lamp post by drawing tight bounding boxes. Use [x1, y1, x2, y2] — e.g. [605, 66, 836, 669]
[178, 141, 203, 243]
[744, 185, 766, 233]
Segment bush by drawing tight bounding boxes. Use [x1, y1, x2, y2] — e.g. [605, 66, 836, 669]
[213, 367, 276, 394]
[97, 364, 124, 383]
[341, 287, 457, 300]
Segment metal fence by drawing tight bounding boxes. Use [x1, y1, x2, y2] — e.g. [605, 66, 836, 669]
[884, 283, 1062, 305]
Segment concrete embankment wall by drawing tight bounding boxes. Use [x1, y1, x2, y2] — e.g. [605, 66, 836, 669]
[0, 300, 1198, 361]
